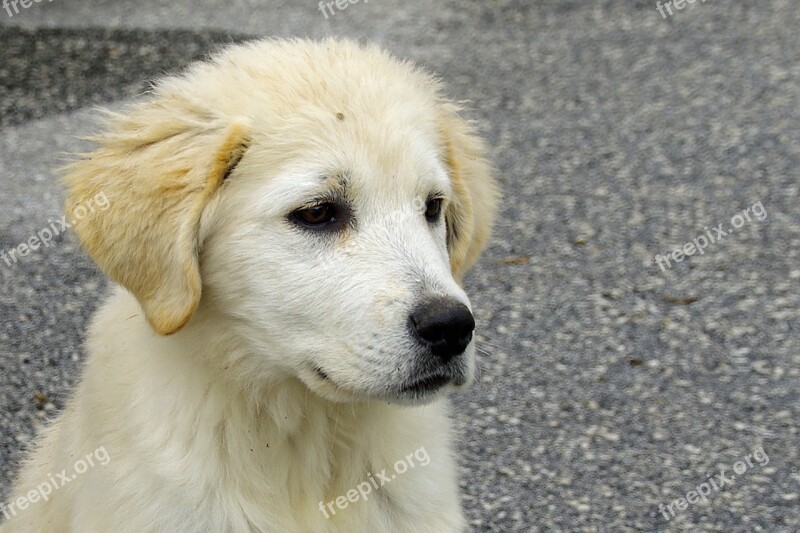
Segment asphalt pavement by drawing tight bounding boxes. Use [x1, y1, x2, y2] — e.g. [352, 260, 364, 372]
[1, 1, 798, 531]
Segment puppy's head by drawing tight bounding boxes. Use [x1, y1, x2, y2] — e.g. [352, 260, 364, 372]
[66, 39, 497, 405]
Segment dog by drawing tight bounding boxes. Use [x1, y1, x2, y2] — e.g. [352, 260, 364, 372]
[1, 38, 497, 532]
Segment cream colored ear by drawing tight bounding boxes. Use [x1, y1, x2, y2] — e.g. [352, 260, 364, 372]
[439, 102, 499, 282]
[65, 104, 249, 335]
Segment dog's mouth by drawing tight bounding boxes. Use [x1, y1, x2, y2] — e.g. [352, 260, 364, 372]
[307, 359, 470, 404]
[400, 373, 452, 394]
[311, 364, 452, 394]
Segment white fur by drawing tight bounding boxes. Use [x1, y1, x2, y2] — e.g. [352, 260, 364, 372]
[2, 38, 497, 532]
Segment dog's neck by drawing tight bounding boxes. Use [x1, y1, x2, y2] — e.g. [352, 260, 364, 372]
[77, 289, 457, 529]
[124, 306, 419, 504]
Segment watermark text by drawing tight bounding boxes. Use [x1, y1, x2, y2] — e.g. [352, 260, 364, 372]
[1, 191, 110, 268]
[0, 446, 111, 520]
[658, 445, 769, 521]
[654, 200, 766, 272]
[318, 446, 430, 519]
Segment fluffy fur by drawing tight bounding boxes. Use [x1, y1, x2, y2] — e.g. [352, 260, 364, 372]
[2, 38, 497, 532]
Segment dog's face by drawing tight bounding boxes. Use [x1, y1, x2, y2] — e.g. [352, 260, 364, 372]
[202, 116, 475, 404]
[65, 39, 497, 405]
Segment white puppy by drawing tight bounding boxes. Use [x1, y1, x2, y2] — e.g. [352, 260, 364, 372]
[1, 38, 497, 532]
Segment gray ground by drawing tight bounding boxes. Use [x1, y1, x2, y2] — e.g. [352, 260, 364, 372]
[1, 1, 798, 531]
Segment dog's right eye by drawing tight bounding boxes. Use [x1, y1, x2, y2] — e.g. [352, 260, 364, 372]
[292, 203, 339, 228]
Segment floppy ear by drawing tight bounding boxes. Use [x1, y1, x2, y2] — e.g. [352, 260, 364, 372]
[438, 102, 499, 282]
[65, 102, 249, 335]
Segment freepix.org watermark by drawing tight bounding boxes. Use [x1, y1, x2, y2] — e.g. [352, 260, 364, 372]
[656, 0, 712, 20]
[3, 0, 55, 18]
[1, 191, 110, 268]
[658, 445, 769, 521]
[0, 446, 111, 520]
[654, 200, 766, 273]
[318, 446, 431, 519]
[318, 0, 369, 19]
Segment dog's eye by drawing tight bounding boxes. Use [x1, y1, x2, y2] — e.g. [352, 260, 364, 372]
[425, 198, 443, 222]
[293, 203, 338, 227]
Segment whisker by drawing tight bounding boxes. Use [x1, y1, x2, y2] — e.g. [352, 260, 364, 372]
[476, 339, 503, 350]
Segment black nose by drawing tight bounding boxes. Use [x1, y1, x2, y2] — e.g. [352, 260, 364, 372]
[409, 298, 475, 363]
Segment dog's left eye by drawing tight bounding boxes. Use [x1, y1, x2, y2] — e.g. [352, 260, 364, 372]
[293, 203, 339, 227]
[425, 198, 443, 222]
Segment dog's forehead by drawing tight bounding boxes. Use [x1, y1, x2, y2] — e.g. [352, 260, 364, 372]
[260, 149, 450, 207]
[343, 129, 451, 194]
[213, 41, 455, 205]
[241, 110, 451, 204]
